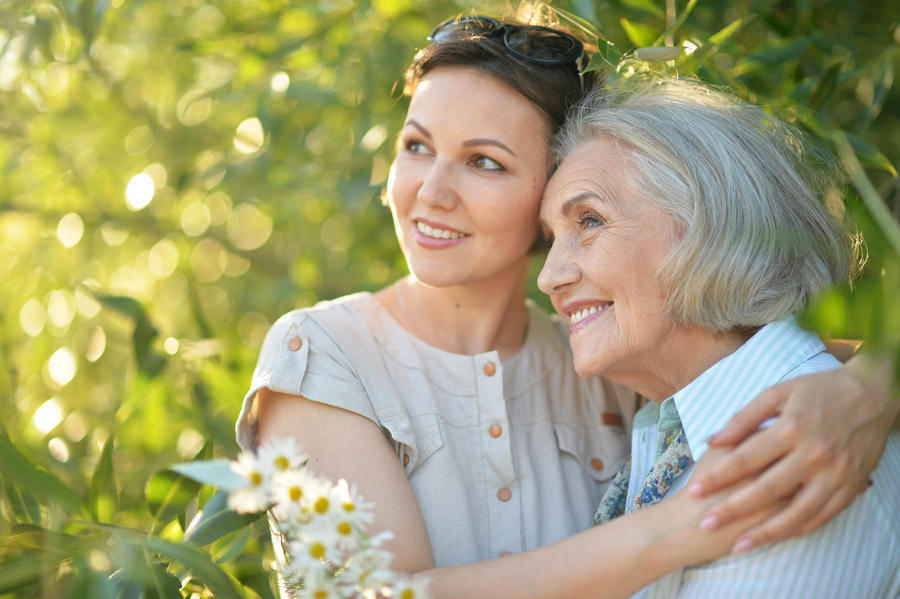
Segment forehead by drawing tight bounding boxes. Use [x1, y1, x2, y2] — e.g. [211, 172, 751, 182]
[542, 137, 629, 216]
[408, 66, 550, 139]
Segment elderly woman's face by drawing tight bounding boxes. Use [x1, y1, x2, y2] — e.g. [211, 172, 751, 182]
[538, 136, 684, 388]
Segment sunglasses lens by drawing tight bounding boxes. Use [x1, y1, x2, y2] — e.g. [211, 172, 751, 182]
[429, 15, 499, 42]
[505, 28, 581, 63]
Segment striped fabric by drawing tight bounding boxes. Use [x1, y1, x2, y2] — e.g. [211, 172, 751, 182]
[624, 317, 900, 598]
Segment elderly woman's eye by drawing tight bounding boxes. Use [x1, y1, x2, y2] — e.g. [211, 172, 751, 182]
[578, 214, 605, 229]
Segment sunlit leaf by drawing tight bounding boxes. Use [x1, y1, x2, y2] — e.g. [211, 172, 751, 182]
[142, 537, 244, 599]
[171, 459, 246, 492]
[620, 18, 658, 47]
[0, 431, 82, 514]
[183, 490, 260, 546]
[90, 435, 117, 522]
[145, 469, 201, 529]
[635, 46, 684, 62]
[845, 132, 898, 177]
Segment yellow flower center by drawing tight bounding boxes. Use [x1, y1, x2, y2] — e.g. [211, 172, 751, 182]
[336, 521, 352, 535]
[288, 485, 302, 501]
[314, 496, 329, 514]
[313, 591, 328, 599]
[400, 589, 415, 599]
[310, 542, 325, 559]
[342, 500, 355, 512]
[249, 471, 263, 486]
[274, 455, 290, 471]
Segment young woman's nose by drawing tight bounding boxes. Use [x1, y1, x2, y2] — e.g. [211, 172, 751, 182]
[417, 161, 459, 210]
[537, 242, 581, 296]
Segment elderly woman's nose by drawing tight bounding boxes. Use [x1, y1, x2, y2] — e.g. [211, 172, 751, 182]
[417, 162, 459, 210]
[538, 243, 580, 295]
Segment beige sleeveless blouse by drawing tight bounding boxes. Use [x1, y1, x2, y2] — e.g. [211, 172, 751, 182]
[236, 292, 637, 566]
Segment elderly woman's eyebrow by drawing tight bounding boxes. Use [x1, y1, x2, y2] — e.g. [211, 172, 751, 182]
[561, 192, 609, 216]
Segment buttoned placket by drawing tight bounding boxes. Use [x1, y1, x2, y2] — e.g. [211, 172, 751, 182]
[473, 351, 520, 558]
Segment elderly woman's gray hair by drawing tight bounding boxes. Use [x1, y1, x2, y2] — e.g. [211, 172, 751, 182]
[554, 78, 860, 332]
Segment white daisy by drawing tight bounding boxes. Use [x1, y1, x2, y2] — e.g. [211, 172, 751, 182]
[227, 452, 271, 513]
[258, 437, 307, 475]
[333, 479, 375, 527]
[271, 468, 317, 522]
[391, 576, 432, 599]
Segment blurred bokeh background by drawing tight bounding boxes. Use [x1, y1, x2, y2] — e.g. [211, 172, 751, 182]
[1, 0, 898, 596]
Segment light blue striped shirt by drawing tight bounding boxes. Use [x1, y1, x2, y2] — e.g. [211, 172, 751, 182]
[625, 317, 900, 598]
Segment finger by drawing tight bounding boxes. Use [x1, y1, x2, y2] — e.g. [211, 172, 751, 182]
[700, 447, 823, 527]
[708, 383, 789, 447]
[690, 424, 794, 497]
[735, 476, 861, 551]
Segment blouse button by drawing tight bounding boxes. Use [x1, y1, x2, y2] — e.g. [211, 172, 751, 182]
[489, 424, 502, 438]
[483, 361, 496, 376]
[590, 458, 605, 471]
[497, 487, 512, 502]
[288, 336, 303, 351]
[403, 454, 410, 467]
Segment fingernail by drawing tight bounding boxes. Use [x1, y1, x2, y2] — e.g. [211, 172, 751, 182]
[732, 537, 755, 554]
[688, 482, 703, 497]
[700, 515, 719, 532]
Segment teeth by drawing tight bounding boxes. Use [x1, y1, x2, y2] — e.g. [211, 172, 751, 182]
[417, 221, 466, 240]
[570, 305, 608, 324]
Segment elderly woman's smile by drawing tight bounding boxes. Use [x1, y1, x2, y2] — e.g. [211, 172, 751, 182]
[538, 135, 745, 401]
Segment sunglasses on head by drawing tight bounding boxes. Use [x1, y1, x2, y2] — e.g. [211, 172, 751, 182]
[428, 15, 584, 67]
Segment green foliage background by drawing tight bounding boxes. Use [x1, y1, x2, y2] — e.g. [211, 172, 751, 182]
[1, 0, 898, 596]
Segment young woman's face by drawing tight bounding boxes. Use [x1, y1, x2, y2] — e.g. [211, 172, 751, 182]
[386, 66, 550, 288]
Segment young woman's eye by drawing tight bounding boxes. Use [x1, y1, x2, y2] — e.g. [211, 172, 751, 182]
[405, 140, 429, 154]
[470, 155, 504, 171]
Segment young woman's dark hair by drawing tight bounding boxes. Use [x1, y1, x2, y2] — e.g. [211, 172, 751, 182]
[403, 22, 599, 138]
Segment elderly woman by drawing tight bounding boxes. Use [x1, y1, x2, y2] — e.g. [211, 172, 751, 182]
[538, 78, 899, 598]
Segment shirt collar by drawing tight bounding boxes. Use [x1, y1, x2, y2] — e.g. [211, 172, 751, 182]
[673, 316, 828, 460]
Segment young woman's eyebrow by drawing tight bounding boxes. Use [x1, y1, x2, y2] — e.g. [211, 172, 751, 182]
[462, 138, 517, 157]
[404, 119, 431, 139]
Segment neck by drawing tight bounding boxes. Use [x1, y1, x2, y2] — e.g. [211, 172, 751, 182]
[613, 326, 752, 402]
[378, 262, 531, 360]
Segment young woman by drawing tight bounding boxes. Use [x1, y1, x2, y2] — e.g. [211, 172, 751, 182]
[236, 15, 897, 598]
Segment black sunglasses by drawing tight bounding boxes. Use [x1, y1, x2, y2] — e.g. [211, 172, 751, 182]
[428, 15, 584, 67]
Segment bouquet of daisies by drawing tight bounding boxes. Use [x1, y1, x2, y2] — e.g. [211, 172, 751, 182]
[175, 438, 429, 599]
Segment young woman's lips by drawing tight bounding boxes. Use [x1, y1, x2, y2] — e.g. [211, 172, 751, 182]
[413, 219, 470, 249]
[565, 301, 612, 333]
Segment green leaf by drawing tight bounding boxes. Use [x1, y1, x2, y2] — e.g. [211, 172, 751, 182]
[709, 16, 753, 46]
[846, 132, 898, 177]
[183, 490, 260, 546]
[620, 0, 665, 18]
[0, 553, 59, 593]
[635, 46, 684, 62]
[171, 459, 246, 491]
[0, 431, 83, 514]
[145, 469, 201, 529]
[653, 0, 699, 45]
[142, 537, 245, 599]
[6, 524, 86, 555]
[90, 435, 117, 522]
[808, 63, 841, 113]
[213, 527, 252, 564]
[620, 18, 658, 47]
[585, 39, 621, 71]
